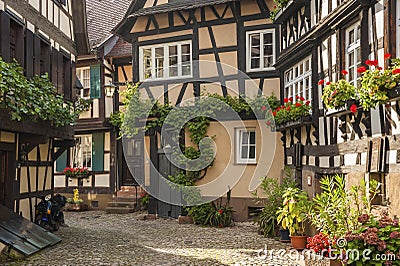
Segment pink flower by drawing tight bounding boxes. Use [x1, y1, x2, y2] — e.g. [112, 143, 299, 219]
[261, 106, 267, 111]
[266, 121, 271, 126]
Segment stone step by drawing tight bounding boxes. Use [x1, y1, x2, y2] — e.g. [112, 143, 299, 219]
[107, 201, 137, 208]
[113, 196, 138, 203]
[105, 207, 134, 214]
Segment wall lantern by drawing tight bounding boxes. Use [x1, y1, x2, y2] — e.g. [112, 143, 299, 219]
[104, 83, 117, 98]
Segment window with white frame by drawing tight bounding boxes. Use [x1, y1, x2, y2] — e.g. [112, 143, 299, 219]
[76, 67, 90, 98]
[139, 41, 192, 81]
[246, 29, 275, 72]
[345, 22, 361, 87]
[284, 56, 312, 101]
[236, 129, 256, 164]
[73, 135, 92, 169]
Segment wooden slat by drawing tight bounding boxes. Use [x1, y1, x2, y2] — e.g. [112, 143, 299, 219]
[33, 34, 41, 76]
[25, 30, 35, 78]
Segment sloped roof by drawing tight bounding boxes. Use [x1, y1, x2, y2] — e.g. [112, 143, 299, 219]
[86, 0, 132, 48]
[129, 0, 238, 17]
[105, 38, 132, 58]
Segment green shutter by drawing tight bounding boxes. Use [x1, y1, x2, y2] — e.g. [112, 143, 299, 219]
[92, 132, 104, 172]
[90, 64, 101, 99]
[56, 150, 67, 172]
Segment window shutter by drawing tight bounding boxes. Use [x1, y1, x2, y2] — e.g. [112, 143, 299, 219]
[71, 61, 76, 99]
[33, 33, 41, 75]
[92, 132, 104, 172]
[25, 30, 34, 78]
[0, 11, 10, 62]
[64, 59, 71, 100]
[90, 64, 101, 99]
[57, 52, 64, 95]
[51, 48, 58, 87]
[56, 150, 67, 172]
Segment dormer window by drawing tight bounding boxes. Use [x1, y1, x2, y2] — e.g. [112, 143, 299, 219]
[246, 29, 275, 72]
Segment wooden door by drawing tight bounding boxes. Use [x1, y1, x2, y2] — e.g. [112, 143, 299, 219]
[122, 138, 143, 186]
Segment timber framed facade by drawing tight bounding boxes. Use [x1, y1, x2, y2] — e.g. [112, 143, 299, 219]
[274, 0, 400, 217]
[115, 0, 285, 221]
[0, 0, 88, 221]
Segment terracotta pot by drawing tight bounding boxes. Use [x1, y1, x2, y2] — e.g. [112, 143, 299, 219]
[330, 259, 342, 266]
[290, 235, 307, 250]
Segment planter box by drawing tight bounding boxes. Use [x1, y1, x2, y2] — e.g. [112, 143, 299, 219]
[66, 174, 90, 179]
[387, 86, 400, 101]
[325, 99, 358, 117]
[274, 115, 312, 131]
[65, 203, 89, 212]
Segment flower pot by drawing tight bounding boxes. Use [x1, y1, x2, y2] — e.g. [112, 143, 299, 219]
[274, 115, 312, 131]
[279, 229, 291, 242]
[330, 259, 342, 266]
[290, 235, 307, 250]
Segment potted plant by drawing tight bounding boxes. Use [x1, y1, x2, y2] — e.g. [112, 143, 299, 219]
[267, 97, 312, 131]
[65, 189, 89, 211]
[252, 168, 297, 240]
[276, 187, 311, 250]
[321, 72, 358, 116]
[357, 55, 400, 110]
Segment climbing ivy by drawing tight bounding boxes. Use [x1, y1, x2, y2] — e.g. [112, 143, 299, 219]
[0, 57, 90, 126]
[112, 83, 279, 206]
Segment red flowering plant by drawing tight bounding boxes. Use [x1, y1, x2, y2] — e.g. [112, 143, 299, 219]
[321, 71, 357, 111]
[358, 55, 400, 110]
[63, 166, 89, 178]
[268, 96, 311, 127]
[342, 213, 400, 265]
[307, 233, 336, 257]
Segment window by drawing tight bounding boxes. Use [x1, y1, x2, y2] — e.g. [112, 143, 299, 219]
[284, 56, 312, 101]
[77, 67, 90, 98]
[236, 129, 256, 164]
[345, 22, 361, 87]
[73, 135, 92, 169]
[10, 21, 17, 60]
[139, 41, 192, 81]
[246, 29, 275, 72]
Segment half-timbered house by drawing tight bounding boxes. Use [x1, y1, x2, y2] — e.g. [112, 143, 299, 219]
[0, 0, 88, 221]
[53, 0, 135, 209]
[114, 0, 285, 221]
[274, 0, 400, 218]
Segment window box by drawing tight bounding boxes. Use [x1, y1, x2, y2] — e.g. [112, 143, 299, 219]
[387, 86, 400, 101]
[274, 115, 312, 132]
[325, 99, 358, 117]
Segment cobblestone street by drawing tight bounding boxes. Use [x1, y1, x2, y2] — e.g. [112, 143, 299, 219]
[8, 211, 304, 266]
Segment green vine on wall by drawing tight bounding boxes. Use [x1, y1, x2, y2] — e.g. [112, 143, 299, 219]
[0, 57, 90, 126]
[112, 83, 280, 220]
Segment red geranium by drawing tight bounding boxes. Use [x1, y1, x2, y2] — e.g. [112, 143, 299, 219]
[289, 97, 293, 102]
[341, 70, 349, 75]
[284, 98, 289, 103]
[384, 53, 391, 59]
[266, 121, 271, 126]
[357, 66, 366, 73]
[286, 106, 291, 111]
[350, 104, 358, 113]
[295, 103, 302, 107]
[306, 100, 310, 105]
[300, 96, 305, 101]
[392, 68, 400, 75]
[318, 80, 324, 85]
[272, 111, 277, 116]
[218, 209, 223, 215]
[261, 106, 267, 111]
[326, 81, 331, 85]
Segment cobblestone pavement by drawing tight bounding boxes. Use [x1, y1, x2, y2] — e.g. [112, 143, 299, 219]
[8, 211, 306, 266]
